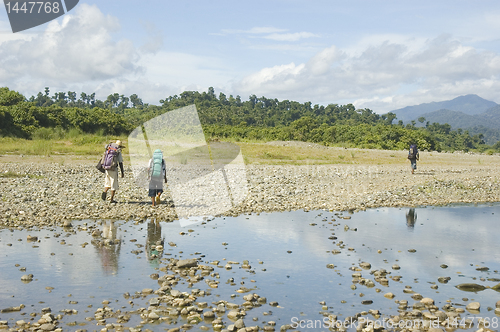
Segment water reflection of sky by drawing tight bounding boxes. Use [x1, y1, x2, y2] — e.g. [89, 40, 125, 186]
[0, 204, 499, 330]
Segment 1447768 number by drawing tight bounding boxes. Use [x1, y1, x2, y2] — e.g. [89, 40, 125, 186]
[5, 1, 60, 14]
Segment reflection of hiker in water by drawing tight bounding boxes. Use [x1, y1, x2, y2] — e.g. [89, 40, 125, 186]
[146, 219, 164, 268]
[93, 220, 122, 275]
[406, 208, 417, 228]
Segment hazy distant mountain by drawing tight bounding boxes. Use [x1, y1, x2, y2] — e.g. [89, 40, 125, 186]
[391, 94, 498, 122]
[417, 109, 489, 128]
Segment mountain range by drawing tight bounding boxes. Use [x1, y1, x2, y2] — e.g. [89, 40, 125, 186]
[390, 95, 500, 144]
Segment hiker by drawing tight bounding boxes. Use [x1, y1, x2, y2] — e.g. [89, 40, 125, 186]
[148, 149, 167, 206]
[101, 140, 125, 203]
[407, 143, 419, 174]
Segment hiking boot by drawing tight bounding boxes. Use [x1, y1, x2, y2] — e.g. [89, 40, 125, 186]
[101, 192, 107, 201]
[110, 200, 117, 204]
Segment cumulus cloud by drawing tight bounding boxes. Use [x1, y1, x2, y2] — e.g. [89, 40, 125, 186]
[0, 4, 141, 85]
[233, 34, 500, 112]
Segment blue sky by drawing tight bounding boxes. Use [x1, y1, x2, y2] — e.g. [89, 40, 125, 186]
[1, 0, 500, 113]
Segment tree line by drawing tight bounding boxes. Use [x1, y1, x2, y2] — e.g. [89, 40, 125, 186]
[1, 86, 498, 152]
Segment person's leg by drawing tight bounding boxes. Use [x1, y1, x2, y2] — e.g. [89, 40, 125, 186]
[103, 171, 112, 200]
[102, 187, 109, 200]
[109, 190, 116, 202]
[149, 189, 156, 206]
[109, 170, 119, 203]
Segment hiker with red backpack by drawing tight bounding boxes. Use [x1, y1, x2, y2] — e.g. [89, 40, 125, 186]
[407, 143, 419, 174]
[148, 149, 167, 206]
[101, 140, 125, 203]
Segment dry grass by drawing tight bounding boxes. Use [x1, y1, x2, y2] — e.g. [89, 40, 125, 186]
[236, 142, 500, 167]
[1, 138, 499, 168]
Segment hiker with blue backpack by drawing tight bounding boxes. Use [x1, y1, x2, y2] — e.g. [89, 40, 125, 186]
[407, 143, 419, 174]
[101, 140, 125, 203]
[148, 149, 167, 206]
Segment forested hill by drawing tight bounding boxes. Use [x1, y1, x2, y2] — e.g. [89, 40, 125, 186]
[1, 86, 499, 152]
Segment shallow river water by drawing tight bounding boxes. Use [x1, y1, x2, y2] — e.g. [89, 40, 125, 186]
[1, 203, 499, 331]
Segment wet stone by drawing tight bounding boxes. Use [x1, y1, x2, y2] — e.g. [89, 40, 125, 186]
[421, 298, 435, 305]
[466, 302, 480, 311]
[40, 323, 56, 331]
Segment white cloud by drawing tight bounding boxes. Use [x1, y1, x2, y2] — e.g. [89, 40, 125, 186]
[0, 4, 140, 85]
[220, 26, 317, 42]
[264, 32, 318, 42]
[221, 26, 287, 35]
[234, 34, 500, 113]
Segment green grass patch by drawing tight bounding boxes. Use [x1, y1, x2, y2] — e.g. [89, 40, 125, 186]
[0, 134, 128, 156]
[0, 170, 43, 178]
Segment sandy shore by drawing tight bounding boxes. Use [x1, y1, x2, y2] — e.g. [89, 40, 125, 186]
[1, 146, 499, 228]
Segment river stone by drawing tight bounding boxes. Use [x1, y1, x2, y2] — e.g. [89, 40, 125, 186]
[167, 328, 180, 332]
[21, 274, 33, 281]
[227, 303, 239, 309]
[428, 328, 443, 332]
[421, 297, 434, 305]
[149, 297, 161, 306]
[359, 262, 371, 269]
[384, 292, 395, 299]
[227, 310, 240, 320]
[234, 318, 245, 329]
[496, 301, 500, 308]
[243, 294, 254, 301]
[142, 288, 154, 294]
[455, 283, 486, 292]
[466, 302, 480, 311]
[203, 311, 215, 319]
[40, 323, 56, 331]
[176, 259, 198, 268]
[438, 277, 451, 283]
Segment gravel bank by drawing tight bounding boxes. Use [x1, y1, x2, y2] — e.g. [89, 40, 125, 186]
[1, 152, 499, 228]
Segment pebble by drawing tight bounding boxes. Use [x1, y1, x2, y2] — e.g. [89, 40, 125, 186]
[466, 302, 481, 311]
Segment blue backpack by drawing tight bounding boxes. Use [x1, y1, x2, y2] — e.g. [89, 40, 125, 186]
[151, 149, 163, 178]
[408, 144, 418, 159]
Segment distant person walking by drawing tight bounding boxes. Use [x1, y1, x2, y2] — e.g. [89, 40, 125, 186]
[101, 140, 125, 203]
[148, 149, 167, 206]
[407, 143, 419, 174]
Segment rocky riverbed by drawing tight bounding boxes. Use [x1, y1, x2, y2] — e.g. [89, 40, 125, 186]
[1, 151, 500, 332]
[1, 152, 500, 228]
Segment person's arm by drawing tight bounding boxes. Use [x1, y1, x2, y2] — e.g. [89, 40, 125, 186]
[417, 152, 420, 161]
[163, 159, 167, 183]
[119, 162, 124, 177]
